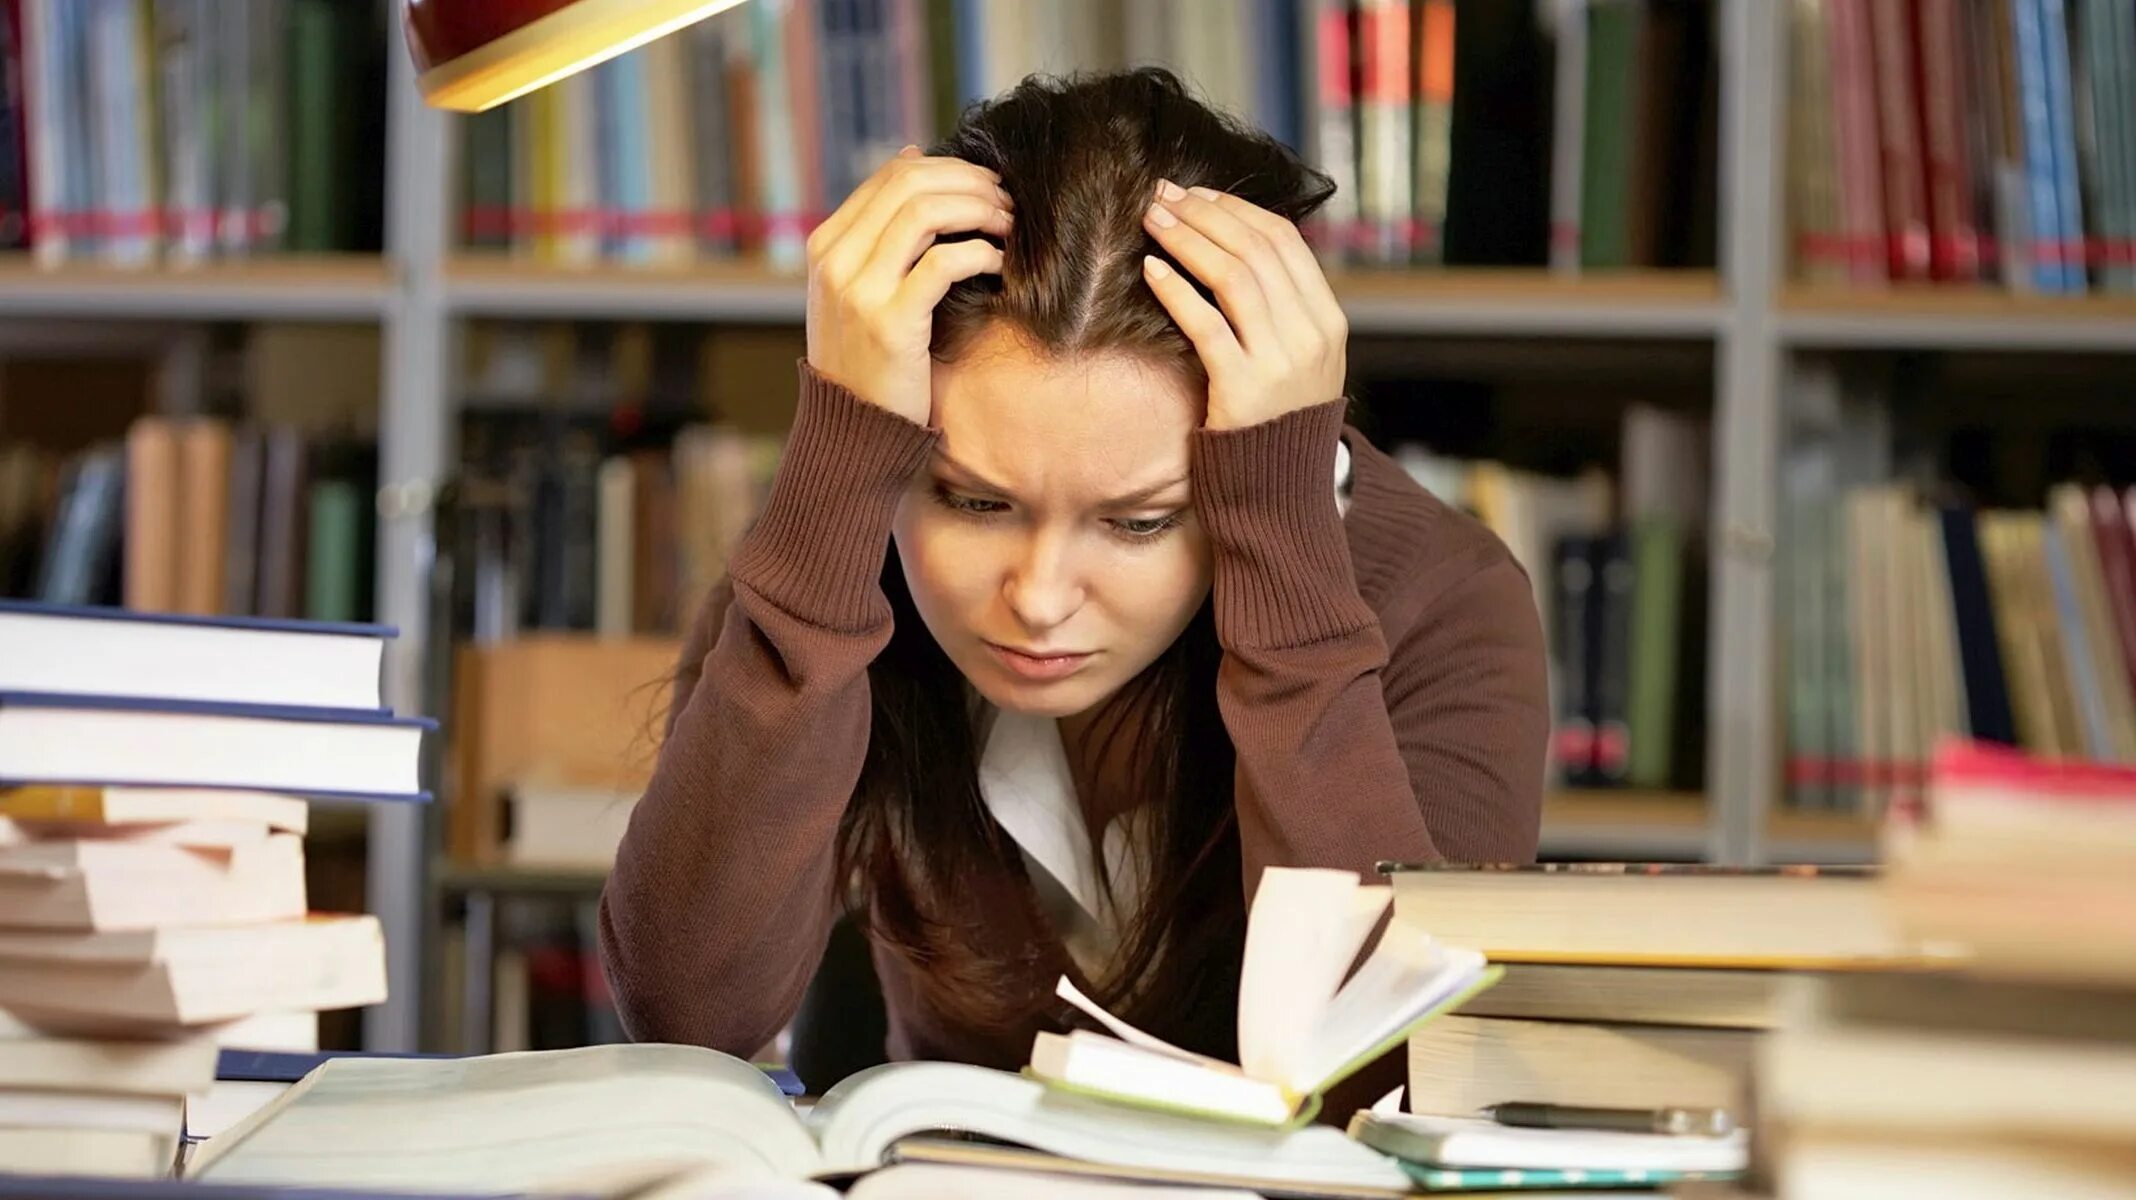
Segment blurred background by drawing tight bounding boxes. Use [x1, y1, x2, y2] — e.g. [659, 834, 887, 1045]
[0, 0, 2131, 1063]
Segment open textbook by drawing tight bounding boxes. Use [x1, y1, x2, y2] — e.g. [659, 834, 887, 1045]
[186, 1042, 1415, 1196]
[1031, 867, 1498, 1126]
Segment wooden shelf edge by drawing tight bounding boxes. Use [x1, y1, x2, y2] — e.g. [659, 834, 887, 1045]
[1544, 788, 1878, 851]
[0, 255, 393, 320]
[1779, 284, 2136, 350]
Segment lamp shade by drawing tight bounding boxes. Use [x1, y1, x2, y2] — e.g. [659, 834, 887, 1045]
[403, 0, 748, 112]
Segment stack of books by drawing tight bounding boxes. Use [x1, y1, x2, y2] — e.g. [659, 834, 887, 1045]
[1756, 740, 2136, 1199]
[0, 600, 429, 1177]
[1383, 863, 1944, 1125]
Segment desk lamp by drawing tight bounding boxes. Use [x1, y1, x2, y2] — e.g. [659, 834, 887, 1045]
[403, 0, 751, 112]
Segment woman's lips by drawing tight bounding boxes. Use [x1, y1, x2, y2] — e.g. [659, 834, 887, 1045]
[984, 641, 1095, 682]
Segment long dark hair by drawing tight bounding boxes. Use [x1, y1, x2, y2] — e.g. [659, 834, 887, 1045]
[837, 68, 1336, 1052]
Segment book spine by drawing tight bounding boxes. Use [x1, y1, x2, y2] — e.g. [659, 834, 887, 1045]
[689, 16, 735, 258]
[1578, 0, 1639, 270]
[1591, 530, 1635, 785]
[1827, 0, 1888, 283]
[2036, 0, 2086, 290]
[1548, 0, 1587, 273]
[752, 0, 805, 271]
[1867, 0, 1930, 279]
[1308, 0, 1358, 259]
[2013, 0, 2067, 290]
[1411, 0, 1452, 266]
[1550, 534, 1596, 784]
[1915, 0, 1982, 280]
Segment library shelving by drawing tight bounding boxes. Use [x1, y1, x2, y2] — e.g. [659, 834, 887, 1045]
[4, 1, 2126, 1053]
[0, 256, 393, 321]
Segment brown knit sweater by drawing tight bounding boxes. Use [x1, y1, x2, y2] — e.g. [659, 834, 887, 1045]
[599, 362, 1547, 1097]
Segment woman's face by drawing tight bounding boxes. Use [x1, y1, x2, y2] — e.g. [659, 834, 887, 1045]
[893, 324, 1213, 720]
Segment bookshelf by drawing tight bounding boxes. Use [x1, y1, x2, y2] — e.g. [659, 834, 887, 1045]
[6, 0, 2124, 1052]
[1779, 287, 2136, 352]
[0, 256, 393, 320]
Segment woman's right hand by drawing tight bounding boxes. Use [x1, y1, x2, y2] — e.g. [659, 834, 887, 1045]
[804, 146, 1013, 426]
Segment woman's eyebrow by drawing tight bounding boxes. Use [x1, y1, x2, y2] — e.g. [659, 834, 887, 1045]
[932, 451, 1014, 495]
[933, 450, 1188, 505]
[1104, 475, 1191, 506]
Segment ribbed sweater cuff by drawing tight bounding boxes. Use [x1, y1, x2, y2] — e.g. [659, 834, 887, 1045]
[728, 362, 938, 631]
[1191, 398, 1378, 648]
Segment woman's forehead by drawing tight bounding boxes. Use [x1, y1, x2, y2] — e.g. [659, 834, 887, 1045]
[931, 338, 1200, 495]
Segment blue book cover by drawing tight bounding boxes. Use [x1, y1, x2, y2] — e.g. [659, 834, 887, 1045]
[610, 48, 653, 264]
[1396, 1162, 1741, 1191]
[751, 0, 806, 270]
[0, 690, 432, 729]
[2038, 0, 2088, 292]
[1252, 0, 1303, 152]
[2014, 0, 2068, 292]
[0, 598, 394, 640]
[2042, 524, 2112, 758]
[213, 1048, 806, 1098]
[953, 0, 986, 108]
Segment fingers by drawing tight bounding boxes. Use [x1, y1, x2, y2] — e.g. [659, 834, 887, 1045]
[1168, 185, 1320, 354]
[853, 193, 1011, 296]
[811, 153, 1009, 285]
[1143, 182, 1278, 354]
[1141, 255, 1246, 377]
[1190, 187, 1349, 341]
[895, 239, 1007, 311]
[805, 144, 926, 259]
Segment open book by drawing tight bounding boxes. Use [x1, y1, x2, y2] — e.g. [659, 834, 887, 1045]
[1029, 867, 1499, 1127]
[186, 1042, 1415, 1196]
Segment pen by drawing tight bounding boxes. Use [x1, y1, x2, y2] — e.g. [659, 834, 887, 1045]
[1482, 1102, 1736, 1137]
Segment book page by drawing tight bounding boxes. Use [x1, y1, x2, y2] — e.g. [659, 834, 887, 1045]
[1236, 869, 1389, 1087]
[188, 1043, 821, 1190]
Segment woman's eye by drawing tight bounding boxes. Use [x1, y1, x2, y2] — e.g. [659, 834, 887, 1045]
[1109, 514, 1182, 539]
[933, 486, 1008, 516]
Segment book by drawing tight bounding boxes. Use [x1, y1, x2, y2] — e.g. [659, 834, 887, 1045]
[0, 831, 305, 932]
[1759, 971, 2136, 1144]
[188, 1042, 1416, 1195]
[1028, 867, 1497, 1128]
[0, 601, 389, 713]
[1348, 1110, 1748, 1175]
[1404, 1014, 1756, 1115]
[0, 913, 383, 1027]
[1381, 863, 1925, 966]
[0, 785, 309, 836]
[0, 692, 430, 802]
[0, 1026, 218, 1098]
[1456, 961, 1788, 1029]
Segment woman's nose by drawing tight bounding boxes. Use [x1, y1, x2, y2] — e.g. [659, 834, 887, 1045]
[1003, 535, 1085, 632]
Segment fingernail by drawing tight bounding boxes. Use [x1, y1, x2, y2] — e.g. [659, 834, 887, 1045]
[1188, 186, 1220, 202]
[1143, 255, 1172, 278]
[1156, 179, 1187, 202]
[898, 144, 920, 156]
[996, 187, 1014, 207]
[1145, 201, 1178, 228]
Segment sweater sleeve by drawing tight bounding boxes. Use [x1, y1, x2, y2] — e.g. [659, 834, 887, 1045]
[1190, 401, 1546, 899]
[599, 362, 937, 1057]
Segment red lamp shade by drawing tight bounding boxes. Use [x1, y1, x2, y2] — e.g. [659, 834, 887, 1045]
[402, 0, 749, 112]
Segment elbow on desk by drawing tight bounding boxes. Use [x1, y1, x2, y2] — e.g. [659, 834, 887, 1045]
[595, 884, 807, 1058]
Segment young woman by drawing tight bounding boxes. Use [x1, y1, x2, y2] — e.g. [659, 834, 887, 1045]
[601, 69, 1547, 1101]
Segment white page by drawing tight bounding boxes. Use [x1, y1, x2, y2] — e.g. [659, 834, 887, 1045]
[1236, 869, 1388, 1087]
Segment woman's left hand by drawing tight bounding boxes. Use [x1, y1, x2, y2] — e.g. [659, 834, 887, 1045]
[1140, 180, 1349, 431]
